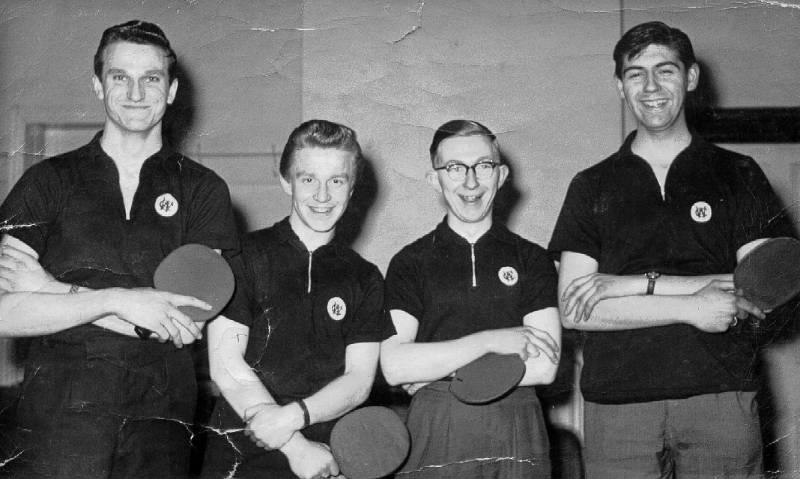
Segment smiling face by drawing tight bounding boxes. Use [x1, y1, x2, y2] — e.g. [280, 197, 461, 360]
[616, 43, 699, 135]
[428, 135, 508, 230]
[280, 147, 355, 245]
[92, 41, 177, 136]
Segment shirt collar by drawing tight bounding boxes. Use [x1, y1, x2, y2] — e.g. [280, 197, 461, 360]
[274, 216, 345, 255]
[616, 129, 707, 170]
[86, 130, 178, 172]
[433, 217, 516, 246]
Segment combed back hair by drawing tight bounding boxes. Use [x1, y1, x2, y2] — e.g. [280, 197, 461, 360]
[94, 20, 177, 81]
[429, 119, 501, 166]
[613, 21, 696, 79]
[279, 120, 363, 180]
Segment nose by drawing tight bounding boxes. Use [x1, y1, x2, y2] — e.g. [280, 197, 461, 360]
[128, 79, 144, 101]
[314, 182, 331, 202]
[463, 166, 479, 189]
[643, 72, 660, 93]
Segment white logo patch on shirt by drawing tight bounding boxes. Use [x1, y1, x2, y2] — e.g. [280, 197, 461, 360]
[498, 266, 519, 286]
[155, 193, 179, 217]
[690, 201, 712, 223]
[327, 297, 346, 321]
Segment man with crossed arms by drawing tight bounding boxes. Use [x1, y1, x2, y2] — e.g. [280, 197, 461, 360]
[0, 20, 238, 478]
[549, 21, 792, 477]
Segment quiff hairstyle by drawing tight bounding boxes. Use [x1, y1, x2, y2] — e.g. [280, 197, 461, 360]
[279, 120, 363, 181]
[93, 20, 177, 81]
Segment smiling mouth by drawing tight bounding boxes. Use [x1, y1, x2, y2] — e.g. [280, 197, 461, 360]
[641, 99, 668, 109]
[459, 193, 483, 203]
[309, 206, 334, 214]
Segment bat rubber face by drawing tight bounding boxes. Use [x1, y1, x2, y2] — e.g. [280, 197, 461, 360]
[735, 237, 800, 310]
[154, 243, 235, 322]
[450, 353, 526, 404]
[330, 406, 410, 479]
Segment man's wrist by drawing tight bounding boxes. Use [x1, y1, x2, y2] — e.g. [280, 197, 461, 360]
[279, 432, 306, 455]
[645, 271, 661, 295]
[293, 399, 310, 430]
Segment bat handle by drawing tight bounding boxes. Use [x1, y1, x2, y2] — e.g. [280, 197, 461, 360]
[134, 326, 153, 340]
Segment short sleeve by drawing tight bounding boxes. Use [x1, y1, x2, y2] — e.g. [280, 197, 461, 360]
[185, 171, 240, 254]
[219, 252, 256, 328]
[384, 248, 425, 320]
[548, 172, 601, 261]
[519, 245, 559, 314]
[733, 157, 795, 247]
[0, 162, 62, 256]
[342, 264, 395, 345]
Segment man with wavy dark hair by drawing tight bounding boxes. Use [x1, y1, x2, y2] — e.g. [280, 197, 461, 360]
[550, 21, 791, 477]
[0, 20, 238, 477]
[201, 120, 393, 479]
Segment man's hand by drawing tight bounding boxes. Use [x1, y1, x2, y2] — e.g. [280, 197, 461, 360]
[0, 244, 56, 293]
[482, 326, 560, 364]
[562, 273, 644, 323]
[281, 435, 341, 479]
[687, 280, 765, 333]
[242, 402, 303, 450]
[108, 288, 210, 347]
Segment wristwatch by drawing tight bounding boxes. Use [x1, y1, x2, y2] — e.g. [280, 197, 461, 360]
[645, 271, 661, 295]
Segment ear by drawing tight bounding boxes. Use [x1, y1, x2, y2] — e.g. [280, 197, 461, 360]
[167, 78, 178, 105]
[615, 76, 625, 100]
[92, 75, 104, 100]
[279, 175, 292, 196]
[426, 170, 442, 193]
[496, 164, 510, 189]
[686, 63, 700, 92]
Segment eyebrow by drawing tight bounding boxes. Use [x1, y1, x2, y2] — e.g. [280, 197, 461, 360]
[622, 61, 681, 75]
[105, 68, 166, 77]
[442, 155, 494, 164]
[294, 170, 351, 180]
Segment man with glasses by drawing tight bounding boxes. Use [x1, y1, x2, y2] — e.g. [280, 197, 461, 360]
[380, 119, 561, 478]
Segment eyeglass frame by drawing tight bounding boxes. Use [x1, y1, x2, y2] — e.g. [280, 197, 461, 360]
[433, 160, 502, 182]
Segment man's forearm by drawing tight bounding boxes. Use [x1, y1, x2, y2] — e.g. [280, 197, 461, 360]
[649, 274, 730, 295]
[381, 333, 489, 385]
[37, 279, 138, 337]
[0, 288, 119, 336]
[302, 370, 375, 425]
[563, 294, 697, 331]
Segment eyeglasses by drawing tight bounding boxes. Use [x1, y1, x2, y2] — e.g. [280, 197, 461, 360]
[433, 161, 500, 182]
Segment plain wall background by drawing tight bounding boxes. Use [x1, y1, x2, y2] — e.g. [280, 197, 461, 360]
[2, 0, 798, 268]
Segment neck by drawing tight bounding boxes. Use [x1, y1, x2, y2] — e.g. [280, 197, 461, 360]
[289, 215, 334, 252]
[447, 214, 492, 243]
[100, 123, 164, 171]
[631, 122, 692, 168]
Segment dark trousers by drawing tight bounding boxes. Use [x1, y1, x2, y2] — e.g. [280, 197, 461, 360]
[7, 338, 197, 479]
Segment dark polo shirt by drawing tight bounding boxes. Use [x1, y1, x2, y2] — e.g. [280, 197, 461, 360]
[218, 217, 392, 404]
[0, 132, 239, 344]
[549, 131, 793, 403]
[386, 220, 557, 344]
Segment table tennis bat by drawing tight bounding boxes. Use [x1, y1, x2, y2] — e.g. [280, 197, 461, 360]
[450, 353, 526, 404]
[134, 243, 235, 339]
[734, 237, 800, 310]
[329, 406, 410, 479]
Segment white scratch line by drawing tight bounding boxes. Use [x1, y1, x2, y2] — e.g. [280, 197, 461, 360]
[0, 450, 25, 468]
[755, 0, 800, 8]
[396, 455, 545, 474]
[249, 27, 317, 32]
